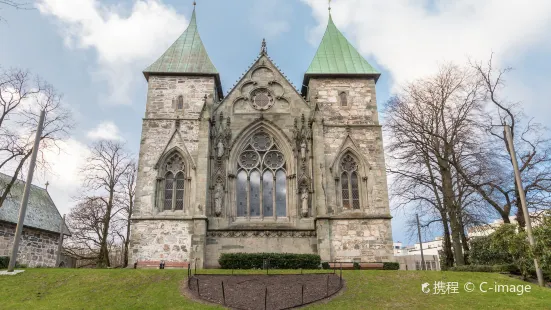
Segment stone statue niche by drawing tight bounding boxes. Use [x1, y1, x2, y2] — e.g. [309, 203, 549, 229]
[210, 112, 232, 217]
[293, 114, 313, 218]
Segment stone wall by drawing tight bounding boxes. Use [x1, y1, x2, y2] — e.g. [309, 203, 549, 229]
[0, 221, 60, 267]
[329, 219, 393, 262]
[129, 220, 192, 263]
[205, 231, 317, 267]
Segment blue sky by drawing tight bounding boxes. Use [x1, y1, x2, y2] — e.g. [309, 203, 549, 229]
[1, 0, 551, 245]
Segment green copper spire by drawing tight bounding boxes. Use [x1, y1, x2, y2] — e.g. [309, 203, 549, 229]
[143, 6, 218, 80]
[305, 13, 379, 76]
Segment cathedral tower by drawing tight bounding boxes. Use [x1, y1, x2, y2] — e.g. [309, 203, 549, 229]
[302, 12, 393, 262]
[129, 5, 220, 267]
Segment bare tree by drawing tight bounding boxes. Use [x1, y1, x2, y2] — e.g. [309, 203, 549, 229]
[386, 64, 486, 266]
[0, 1, 33, 22]
[450, 56, 551, 229]
[0, 67, 72, 207]
[80, 141, 132, 268]
[118, 161, 136, 268]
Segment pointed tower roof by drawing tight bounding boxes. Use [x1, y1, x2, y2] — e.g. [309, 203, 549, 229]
[303, 12, 380, 94]
[143, 4, 222, 97]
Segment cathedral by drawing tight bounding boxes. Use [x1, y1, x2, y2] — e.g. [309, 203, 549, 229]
[129, 5, 394, 268]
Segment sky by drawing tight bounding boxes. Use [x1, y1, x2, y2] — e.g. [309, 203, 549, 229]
[1, 0, 551, 245]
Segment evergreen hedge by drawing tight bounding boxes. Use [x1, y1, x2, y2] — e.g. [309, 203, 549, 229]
[219, 253, 321, 269]
[383, 262, 400, 270]
[0, 256, 8, 269]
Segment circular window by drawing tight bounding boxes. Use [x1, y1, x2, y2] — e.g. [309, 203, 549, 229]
[251, 89, 274, 110]
[264, 151, 285, 169]
[239, 151, 259, 169]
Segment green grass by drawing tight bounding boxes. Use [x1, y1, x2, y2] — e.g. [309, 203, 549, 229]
[0, 269, 549, 309]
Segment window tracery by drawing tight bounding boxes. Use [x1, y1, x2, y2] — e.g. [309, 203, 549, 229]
[160, 153, 186, 211]
[236, 131, 286, 218]
[340, 153, 360, 210]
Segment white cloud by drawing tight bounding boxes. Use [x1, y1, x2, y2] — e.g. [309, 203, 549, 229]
[37, 0, 188, 104]
[251, 0, 291, 38]
[31, 138, 91, 215]
[87, 121, 123, 141]
[302, 0, 551, 88]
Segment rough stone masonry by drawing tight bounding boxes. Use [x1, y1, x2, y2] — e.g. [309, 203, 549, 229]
[129, 6, 394, 268]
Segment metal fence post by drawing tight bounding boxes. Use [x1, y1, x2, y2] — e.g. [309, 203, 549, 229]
[326, 274, 329, 297]
[222, 281, 226, 306]
[197, 278, 200, 297]
[301, 284, 304, 305]
[194, 258, 197, 275]
[264, 287, 268, 310]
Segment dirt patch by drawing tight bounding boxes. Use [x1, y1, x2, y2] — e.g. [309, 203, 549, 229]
[185, 274, 344, 310]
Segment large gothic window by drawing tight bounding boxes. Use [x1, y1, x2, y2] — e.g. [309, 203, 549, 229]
[161, 153, 186, 211]
[236, 131, 286, 218]
[340, 153, 360, 210]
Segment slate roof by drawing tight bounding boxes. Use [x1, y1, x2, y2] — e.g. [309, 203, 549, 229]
[306, 13, 379, 76]
[143, 7, 218, 79]
[0, 172, 70, 235]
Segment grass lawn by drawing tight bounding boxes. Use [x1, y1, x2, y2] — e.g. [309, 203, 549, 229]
[0, 268, 549, 309]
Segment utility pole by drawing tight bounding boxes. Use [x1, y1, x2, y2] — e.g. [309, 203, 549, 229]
[55, 214, 66, 267]
[8, 110, 45, 272]
[416, 213, 426, 271]
[504, 125, 545, 287]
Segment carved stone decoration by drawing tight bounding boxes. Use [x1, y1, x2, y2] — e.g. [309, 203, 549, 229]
[301, 187, 309, 217]
[209, 112, 232, 217]
[250, 88, 275, 111]
[206, 230, 316, 238]
[292, 113, 314, 217]
[214, 183, 224, 217]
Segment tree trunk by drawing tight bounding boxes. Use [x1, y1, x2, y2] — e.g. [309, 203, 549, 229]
[457, 213, 470, 264]
[440, 162, 465, 266]
[97, 189, 114, 268]
[440, 210, 455, 268]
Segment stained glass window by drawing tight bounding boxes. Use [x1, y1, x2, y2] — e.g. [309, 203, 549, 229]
[164, 172, 174, 210]
[175, 172, 185, 210]
[236, 131, 286, 218]
[161, 153, 186, 212]
[340, 152, 360, 210]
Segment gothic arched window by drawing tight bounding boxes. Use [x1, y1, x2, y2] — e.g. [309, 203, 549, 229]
[236, 131, 286, 218]
[340, 153, 360, 209]
[161, 153, 186, 211]
[339, 92, 348, 107]
[177, 95, 184, 110]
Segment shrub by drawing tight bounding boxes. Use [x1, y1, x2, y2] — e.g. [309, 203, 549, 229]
[383, 262, 399, 270]
[321, 262, 330, 270]
[469, 235, 512, 266]
[219, 253, 321, 269]
[0, 256, 8, 269]
[353, 262, 360, 270]
[0, 256, 26, 269]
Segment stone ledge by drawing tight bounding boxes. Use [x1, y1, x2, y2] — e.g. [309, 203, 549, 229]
[206, 230, 316, 238]
[315, 214, 392, 220]
[131, 216, 207, 221]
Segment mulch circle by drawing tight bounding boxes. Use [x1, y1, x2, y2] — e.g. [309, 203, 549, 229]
[186, 273, 344, 310]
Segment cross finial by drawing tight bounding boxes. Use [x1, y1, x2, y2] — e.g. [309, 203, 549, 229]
[45, 181, 49, 191]
[261, 38, 267, 54]
[328, 0, 331, 11]
[193, 1, 196, 6]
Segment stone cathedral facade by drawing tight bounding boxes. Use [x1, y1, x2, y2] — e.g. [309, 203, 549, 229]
[129, 6, 394, 268]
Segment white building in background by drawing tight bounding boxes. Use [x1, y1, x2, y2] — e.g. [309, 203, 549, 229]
[468, 213, 545, 238]
[393, 237, 443, 271]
